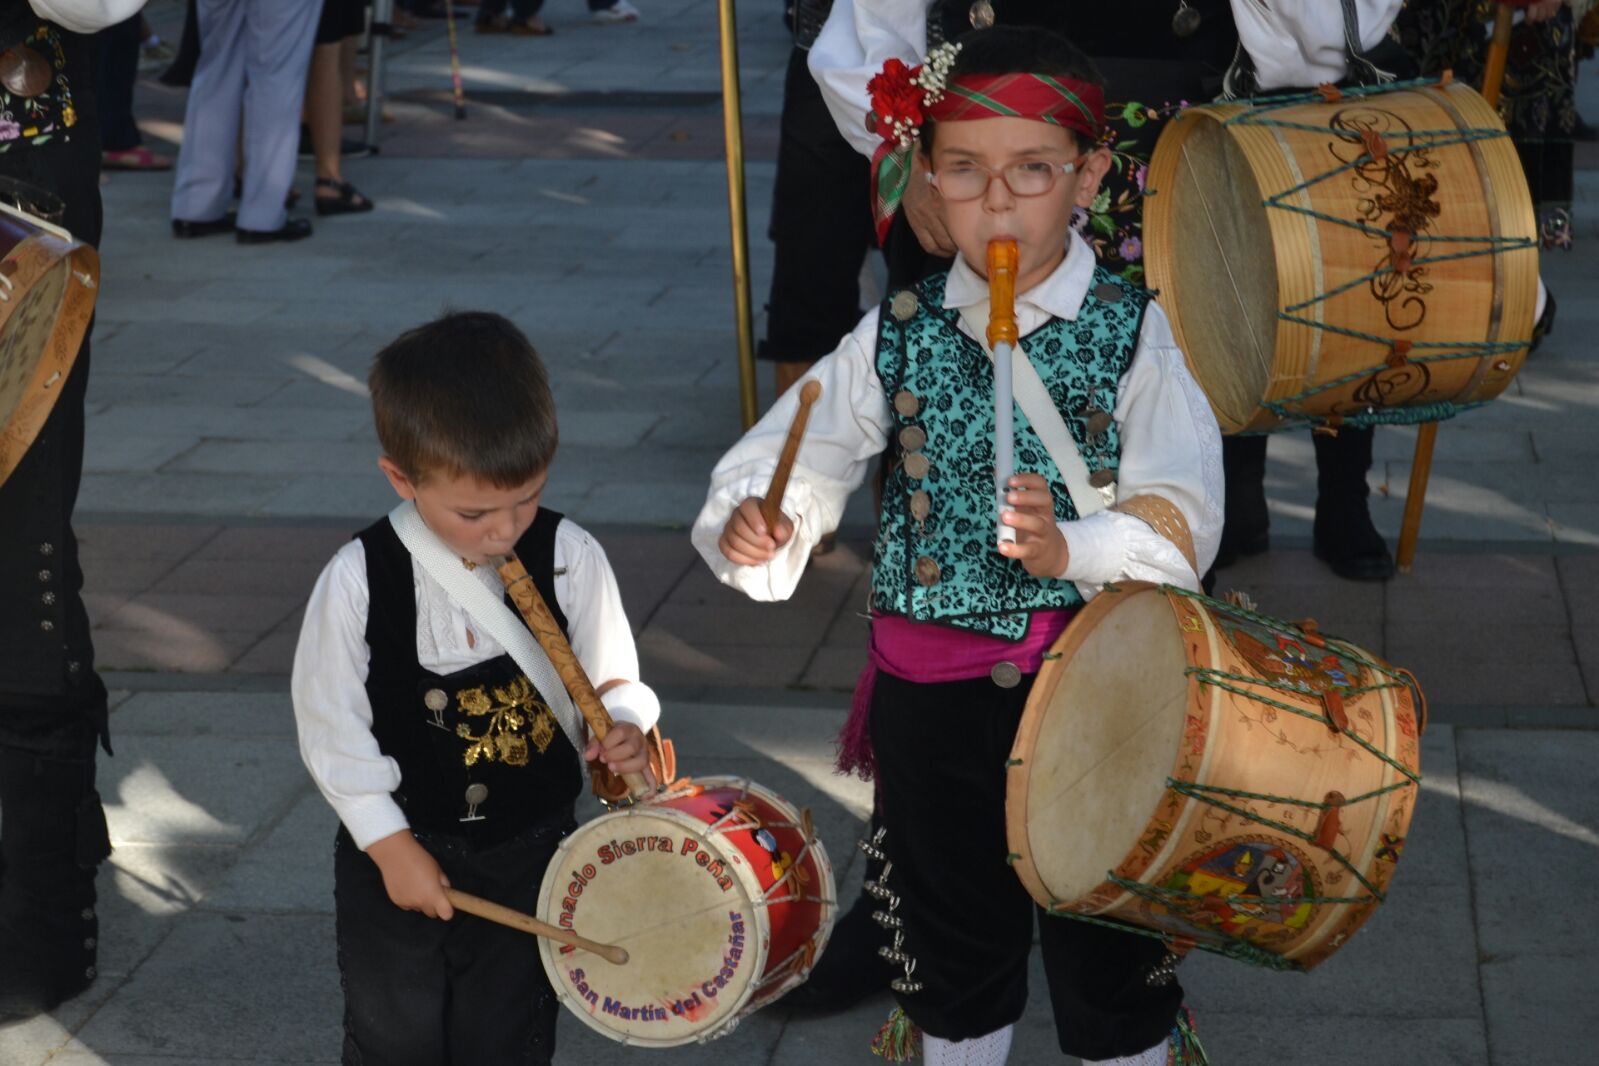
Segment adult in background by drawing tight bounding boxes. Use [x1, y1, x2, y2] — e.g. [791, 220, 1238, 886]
[169, 0, 320, 243]
[97, 10, 171, 170]
[0, 0, 145, 1020]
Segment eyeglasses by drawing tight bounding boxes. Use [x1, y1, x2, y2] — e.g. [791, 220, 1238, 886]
[925, 155, 1088, 202]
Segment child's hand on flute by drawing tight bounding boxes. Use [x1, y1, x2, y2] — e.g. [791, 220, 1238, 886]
[719, 497, 795, 566]
[998, 472, 1070, 578]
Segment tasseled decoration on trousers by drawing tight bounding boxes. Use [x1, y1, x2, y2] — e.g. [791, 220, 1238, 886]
[871, 1007, 921, 1061]
[1169, 1006, 1208, 1066]
[836, 661, 879, 779]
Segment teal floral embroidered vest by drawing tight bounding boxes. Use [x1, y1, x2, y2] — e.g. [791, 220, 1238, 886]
[870, 267, 1150, 640]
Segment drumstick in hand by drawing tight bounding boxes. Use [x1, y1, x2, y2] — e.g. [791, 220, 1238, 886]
[446, 889, 628, 965]
[493, 553, 655, 802]
[760, 379, 822, 532]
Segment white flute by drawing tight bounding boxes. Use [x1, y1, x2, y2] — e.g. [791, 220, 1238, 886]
[988, 239, 1020, 546]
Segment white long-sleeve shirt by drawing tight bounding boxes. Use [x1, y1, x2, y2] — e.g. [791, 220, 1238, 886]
[292, 517, 659, 850]
[809, 0, 1407, 158]
[30, 0, 147, 34]
[690, 231, 1223, 605]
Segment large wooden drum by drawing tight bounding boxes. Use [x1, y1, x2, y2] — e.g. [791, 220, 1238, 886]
[537, 776, 835, 1045]
[1006, 583, 1424, 971]
[1144, 80, 1537, 434]
[0, 191, 99, 486]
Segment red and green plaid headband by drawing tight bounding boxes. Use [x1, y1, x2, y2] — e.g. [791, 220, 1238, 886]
[869, 61, 1106, 245]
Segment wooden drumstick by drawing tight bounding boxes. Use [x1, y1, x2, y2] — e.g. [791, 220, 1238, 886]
[493, 553, 655, 802]
[446, 889, 628, 965]
[760, 379, 822, 532]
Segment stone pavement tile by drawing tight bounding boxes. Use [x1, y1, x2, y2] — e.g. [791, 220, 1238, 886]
[565, 482, 708, 527]
[1380, 467, 1554, 543]
[79, 472, 295, 516]
[88, 403, 371, 441]
[553, 1006, 784, 1065]
[66, 913, 341, 1062]
[77, 555, 179, 596]
[1372, 425, 1536, 462]
[1397, 551, 1561, 589]
[1387, 584, 1568, 628]
[81, 433, 200, 474]
[639, 630, 813, 688]
[1182, 1013, 1489, 1066]
[1555, 556, 1599, 626]
[191, 525, 351, 563]
[103, 593, 303, 636]
[800, 647, 868, 692]
[99, 734, 308, 847]
[1532, 426, 1599, 457]
[97, 844, 240, 979]
[81, 592, 130, 628]
[256, 474, 407, 519]
[1383, 632, 1586, 707]
[1457, 730, 1599, 958]
[1401, 726, 1468, 888]
[1480, 955, 1597, 1066]
[206, 791, 337, 914]
[91, 627, 260, 673]
[0, 1014, 75, 1066]
[164, 440, 382, 476]
[556, 411, 661, 449]
[658, 702, 850, 764]
[110, 690, 296, 737]
[645, 602, 839, 647]
[145, 558, 329, 598]
[229, 631, 299, 675]
[86, 372, 289, 408]
[77, 523, 219, 563]
[1182, 885, 1480, 1020]
[1547, 501, 1599, 547]
[244, 378, 371, 411]
[822, 603, 871, 649]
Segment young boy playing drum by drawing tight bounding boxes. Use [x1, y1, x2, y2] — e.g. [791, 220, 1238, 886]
[692, 27, 1222, 1066]
[292, 311, 660, 1065]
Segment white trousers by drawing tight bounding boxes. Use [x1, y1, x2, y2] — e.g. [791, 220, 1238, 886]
[170, 0, 321, 232]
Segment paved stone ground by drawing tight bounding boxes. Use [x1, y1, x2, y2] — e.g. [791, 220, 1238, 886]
[2, 3, 1597, 1063]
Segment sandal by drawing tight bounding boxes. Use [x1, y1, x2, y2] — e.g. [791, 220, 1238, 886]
[314, 178, 374, 216]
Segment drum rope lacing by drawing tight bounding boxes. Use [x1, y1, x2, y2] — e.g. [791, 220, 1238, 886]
[1217, 77, 1537, 431]
[1037, 587, 1424, 972]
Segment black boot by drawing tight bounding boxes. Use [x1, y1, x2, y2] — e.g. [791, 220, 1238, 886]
[1203, 436, 1271, 592]
[0, 742, 110, 1019]
[1311, 426, 1394, 581]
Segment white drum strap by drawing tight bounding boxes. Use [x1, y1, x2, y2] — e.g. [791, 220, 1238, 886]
[960, 303, 1114, 518]
[388, 501, 586, 765]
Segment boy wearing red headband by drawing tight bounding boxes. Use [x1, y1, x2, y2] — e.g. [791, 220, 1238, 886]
[692, 27, 1221, 1066]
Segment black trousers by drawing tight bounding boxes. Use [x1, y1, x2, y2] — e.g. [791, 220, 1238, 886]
[333, 814, 573, 1066]
[95, 14, 144, 153]
[869, 671, 1181, 1058]
[759, 44, 874, 365]
[1221, 425, 1376, 539]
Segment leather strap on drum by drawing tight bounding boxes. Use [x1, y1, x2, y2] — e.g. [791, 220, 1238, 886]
[1112, 494, 1197, 576]
[590, 725, 677, 804]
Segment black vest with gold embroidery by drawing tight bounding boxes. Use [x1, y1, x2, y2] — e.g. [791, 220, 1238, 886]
[358, 510, 582, 849]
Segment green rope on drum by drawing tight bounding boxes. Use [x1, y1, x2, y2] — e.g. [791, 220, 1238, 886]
[1109, 873, 1378, 910]
[1186, 671, 1421, 788]
[1173, 776, 1413, 813]
[1044, 901, 1308, 972]
[1207, 78, 1538, 432]
[1005, 758, 1024, 767]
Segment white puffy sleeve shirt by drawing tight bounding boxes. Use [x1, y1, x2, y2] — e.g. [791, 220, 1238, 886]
[689, 232, 1223, 604]
[807, 0, 1408, 159]
[292, 518, 659, 850]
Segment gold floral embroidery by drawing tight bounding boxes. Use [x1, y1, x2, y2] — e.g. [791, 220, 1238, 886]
[451, 677, 557, 767]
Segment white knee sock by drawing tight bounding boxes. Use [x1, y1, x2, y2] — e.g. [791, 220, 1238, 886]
[1082, 1037, 1169, 1066]
[923, 1024, 1014, 1066]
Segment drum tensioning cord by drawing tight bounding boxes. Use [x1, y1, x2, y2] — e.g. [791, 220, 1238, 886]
[1221, 76, 1537, 431]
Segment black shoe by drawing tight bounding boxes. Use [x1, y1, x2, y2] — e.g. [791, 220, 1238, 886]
[236, 218, 313, 244]
[1211, 527, 1269, 572]
[1313, 509, 1394, 581]
[171, 212, 236, 238]
[782, 889, 893, 1013]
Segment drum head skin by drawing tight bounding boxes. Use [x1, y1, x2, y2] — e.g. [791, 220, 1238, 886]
[1007, 585, 1190, 905]
[538, 806, 767, 1046]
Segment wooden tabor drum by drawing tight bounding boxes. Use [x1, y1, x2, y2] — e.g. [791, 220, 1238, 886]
[1144, 80, 1538, 434]
[537, 775, 835, 1045]
[0, 195, 99, 486]
[1006, 583, 1424, 971]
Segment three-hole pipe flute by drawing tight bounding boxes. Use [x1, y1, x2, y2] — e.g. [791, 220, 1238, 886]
[988, 239, 1020, 546]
